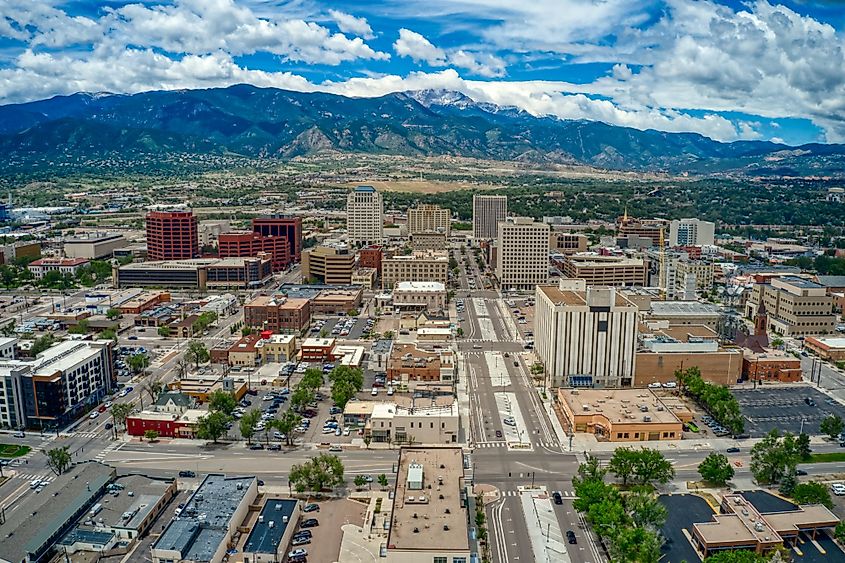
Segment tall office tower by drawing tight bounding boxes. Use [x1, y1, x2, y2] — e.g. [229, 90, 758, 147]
[251, 216, 302, 262]
[472, 195, 507, 240]
[346, 186, 384, 245]
[669, 218, 715, 246]
[407, 204, 451, 236]
[495, 217, 550, 291]
[146, 210, 199, 261]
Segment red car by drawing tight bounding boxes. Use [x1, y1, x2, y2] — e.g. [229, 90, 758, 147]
[98, 405, 107, 413]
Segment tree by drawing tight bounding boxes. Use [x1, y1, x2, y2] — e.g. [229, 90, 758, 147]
[196, 411, 230, 443]
[270, 409, 302, 446]
[750, 429, 799, 485]
[45, 446, 72, 476]
[106, 308, 122, 320]
[347, 309, 359, 317]
[239, 410, 262, 445]
[99, 328, 118, 341]
[792, 481, 833, 508]
[110, 402, 133, 431]
[301, 367, 324, 391]
[835, 521, 845, 544]
[576, 454, 607, 482]
[68, 318, 89, 334]
[378, 473, 389, 489]
[363, 435, 371, 450]
[290, 385, 315, 412]
[624, 492, 667, 530]
[704, 550, 767, 562]
[632, 448, 674, 486]
[698, 452, 735, 486]
[31, 333, 55, 356]
[143, 429, 160, 442]
[127, 353, 150, 376]
[456, 327, 464, 338]
[185, 340, 209, 368]
[328, 365, 364, 409]
[208, 389, 237, 415]
[611, 526, 661, 563]
[779, 473, 797, 497]
[241, 326, 253, 336]
[289, 453, 345, 493]
[157, 325, 172, 337]
[573, 479, 617, 513]
[331, 379, 358, 410]
[141, 376, 163, 403]
[354, 475, 367, 489]
[608, 447, 638, 486]
[820, 414, 844, 441]
[796, 432, 812, 461]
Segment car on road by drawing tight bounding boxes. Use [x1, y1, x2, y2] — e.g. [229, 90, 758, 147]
[566, 530, 577, 544]
[105, 422, 114, 430]
[267, 444, 281, 451]
[495, 430, 503, 438]
[13, 431, 25, 438]
[178, 470, 196, 478]
[301, 518, 319, 528]
[795, 469, 808, 476]
[503, 417, 516, 426]
[303, 503, 320, 512]
[552, 491, 563, 505]
[249, 443, 265, 450]
[726, 447, 740, 453]
[89, 411, 99, 419]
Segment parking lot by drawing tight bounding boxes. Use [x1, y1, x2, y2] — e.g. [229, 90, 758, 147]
[287, 498, 366, 563]
[309, 316, 374, 340]
[659, 494, 714, 563]
[733, 387, 845, 437]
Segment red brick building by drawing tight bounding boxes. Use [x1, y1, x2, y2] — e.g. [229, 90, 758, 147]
[358, 245, 383, 272]
[127, 412, 194, 438]
[742, 350, 803, 382]
[252, 216, 302, 262]
[244, 295, 311, 334]
[218, 231, 291, 272]
[146, 210, 199, 260]
[300, 338, 337, 361]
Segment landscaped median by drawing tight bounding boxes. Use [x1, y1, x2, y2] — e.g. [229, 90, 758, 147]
[806, 452, 845, 463]
[0, 443, 31, 458]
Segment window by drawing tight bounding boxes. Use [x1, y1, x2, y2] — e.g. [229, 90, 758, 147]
[434, 558, 448, 563]
[453, 558, 467, 563]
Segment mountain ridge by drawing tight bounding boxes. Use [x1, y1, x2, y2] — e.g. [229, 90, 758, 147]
[1, 84, 843, 176]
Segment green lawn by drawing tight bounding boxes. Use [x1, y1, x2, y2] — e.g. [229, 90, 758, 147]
[0, 443, 31, 458]
[807, 452, 845, 463]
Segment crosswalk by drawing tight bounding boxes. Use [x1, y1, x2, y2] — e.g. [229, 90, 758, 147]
[11, 471, 54, 484]
[95, 441, 124, 461]
[73, 431, 101, 439]
[500, 489, 576, 498]
[473, 440, 559, 449]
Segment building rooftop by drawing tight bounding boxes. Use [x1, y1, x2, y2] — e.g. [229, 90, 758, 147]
[537, 285, 636, 308]
[395, 281, 447, 292]
[777, 276, 825, 289]
[30, 257, 89, 266]
[558, 388, 688, 425]
[86, 474, 174, 531]
[649, 301, 722, 316]
[154, 474, 255, 562]
[0, 461, 115, 563]
[354, 185, 376, 193]
[388, 447, 468, 553]
[372, 339, 393, 355]
[302, 337, 335, 348]
[816, 275, 845, 288]
[243, 499, 297, 554]
[33, 340, 109, 376]
[805, 336, 845, 349]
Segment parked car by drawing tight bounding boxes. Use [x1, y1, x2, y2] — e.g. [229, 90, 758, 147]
[268, 444, 281, 451]
[291, 537, 311, 546]
[301, 518, 319, 528]
[178, 470, 196, 478]
[288, 549, 307, 559]
[303, 503, 320, 512]
[294, 529, 313, 539]
[503, 417, 516, 426]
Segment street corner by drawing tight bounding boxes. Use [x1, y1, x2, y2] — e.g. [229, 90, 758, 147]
[474, 482, 501, 502]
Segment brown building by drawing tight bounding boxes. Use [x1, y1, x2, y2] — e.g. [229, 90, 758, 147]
[252, 215, 302, 262]
[746, 276, 836, 337]
[804, 336, 845, 362]
[146, 210, 199, 261]
[300, 337, 337, 362]
[118, 291, 171, 315]
[218, 231, 291, 271]
[386, 343, 455, 384]
[742, 349, 804, 382]
[550, 232, 589, 254]
[560, 254, 648, 287]
[244, 295, 311, 334]
[556, 388, 691, 442]
[358, 245, 383, 272]
[616, 214, 666, 245]
[311, 287, 363, 314]
[302, 244, 355, 284]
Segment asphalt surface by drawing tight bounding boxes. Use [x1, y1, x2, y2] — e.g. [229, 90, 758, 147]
[734, 387, 845, 437]
[659, 494, 714, 563]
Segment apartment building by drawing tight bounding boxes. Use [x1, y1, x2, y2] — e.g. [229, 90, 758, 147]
[535, 280, 638, 388]
[561, 254, 648, 287]
[550, 232, 589, 254]
[243, 295, 311, 334]
[472, 194, 507, 240]
[670, 218, 715, 246]
[746, 276, 836, 336]
[676, 260, 715, 295]
[407, 203, 451, 236]
[146, 209, 199, 261]
[381, 251, 449, 290]
[346, 185, 383, 245]
[495, 217, 550, 291]
[410, 231, 447, 251]
[302, 244, 355, 284]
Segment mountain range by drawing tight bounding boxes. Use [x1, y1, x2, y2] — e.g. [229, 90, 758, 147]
[1, 84, 844, 176]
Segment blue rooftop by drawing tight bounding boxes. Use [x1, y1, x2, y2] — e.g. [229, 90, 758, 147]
[354, 185, 376, 192]
[243, 499, 297, 554]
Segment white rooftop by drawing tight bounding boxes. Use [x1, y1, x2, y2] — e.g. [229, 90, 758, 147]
[395, 281, 446, 292]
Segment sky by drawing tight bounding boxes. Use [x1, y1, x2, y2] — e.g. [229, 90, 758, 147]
[1, 0, 844, 145]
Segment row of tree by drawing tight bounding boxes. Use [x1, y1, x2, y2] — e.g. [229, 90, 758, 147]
[675, 367, 744, 435]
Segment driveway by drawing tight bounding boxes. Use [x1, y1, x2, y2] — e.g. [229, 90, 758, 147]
[659, 494, 714, 563]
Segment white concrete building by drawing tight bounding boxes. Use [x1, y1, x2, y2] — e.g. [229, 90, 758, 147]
[368, 401, 459, 445]
[669, 218, 715, 246]
[64, 233, 126, 260]
[381, 251, 449, 290]
[393, 281, 447, 312]
[535, 279, 638, 388]
[472, 194, 507, 240]
[407, 204, 450, 236]
[346, 185, 383, 245]
[496, 217, 550, 291]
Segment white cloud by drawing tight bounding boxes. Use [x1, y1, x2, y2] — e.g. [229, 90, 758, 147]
[394, 29, 448, 66]
[328, 9, 374, 39]
[393, 29, 506, 77]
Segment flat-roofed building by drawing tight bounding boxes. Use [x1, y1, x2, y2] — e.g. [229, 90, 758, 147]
[358, 245, 383, 272]
[146, 209, 199, 261]
[645, 300, 722, 331]
[407, 203, 450, 236]
[241, 498, 300, 563]
[410, 231, 448, 251]
[117, 290, 171, 315]
[741, 347, 803, 383]
[256, 334, 297, 363]
[244, 295, 311, 334]
[114, 258, 272, 290]
[367, 400, 459, 445]
[670, 218, 715, 246]
[473, 194, 507, 240]
[387, 343, 455, 385]
[64, 233, 126, 259]
[300, 337, 336, 362]
[382, 251, 449, 290]
[561, 253, 648, 287]
[386, 447, 470, 562]
[496, 217, 550, 291]
[556, 388, 691, 442]
[616, 215, 665, 245]
[535, 279, 638, 388]
[347, 185, 383, 245]
[152, 474, 257, 563]
[746, 276, 836, 336]
[302, 243, 355, 284]
[251, 215, 302, 262]
[393, 281, 447, 312]
[311, 287, 363, 314]
[28, 257, 90, 279]
[805, 336, 845, 361]
[351, 267, 377, 289]
[218, 231, 291, 272]
[550, 232, 589, 254]
[676, 260, 715, 295]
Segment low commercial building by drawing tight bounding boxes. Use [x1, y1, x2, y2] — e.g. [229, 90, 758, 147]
[555, 388, 691, 442]
[311, 287, 363, 314]
[392, 281, 447, 312]
[114, 257, 273, 290]
[381, 251, 449, 290]
[256, 334, 297, 363]
[645, 300, 722, 331]
[241, 499, 300, 563]
[692, 493, 838, 557]
[228, 333, 264, 367]
[127, 410, 201, 438]
[302, 243, 355, 284]
[169, 376, 248, 404]
[742, 348, 803, 383]
[386, 447, 470, 562]
[0, 461, 116, 563]
[367, 400, 459, 445]
[417, 327, 453, 342]
[370, 339, 394, 371]
[386, 343, 455, 385]
[351, 267, 377, 289]
[333, 344, 366, 367]
[746, 276, 837, 337]
[804, 336, 845, 361]
[560, 254, 648, 287]
[28, 257, 90, 279]
[152, 475, 258, 563]
[410, 231, 448, 251]
[300, 338, 337, 362]
[64, 233, 126, 260]
[117, 291, 171, 315]
[244, 295, 311, 334]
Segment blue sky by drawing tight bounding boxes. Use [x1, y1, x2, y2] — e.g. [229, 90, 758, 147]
[0, 0, 843, 144]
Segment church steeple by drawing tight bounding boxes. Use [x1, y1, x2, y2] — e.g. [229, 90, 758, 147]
[754, 299, 768, 336]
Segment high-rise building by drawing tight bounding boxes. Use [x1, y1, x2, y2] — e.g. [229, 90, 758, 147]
[535, 279, 638, 388]
[252, 216, 302, 262]
[473, 195, 507, 240]
[218, 231, 291, 272]
[407, 204, 450, 236]
[146, 210, 199, 261]
[495, 217, 550, 291]
[346, 186, 383, 245]
[302, 243, 355, 284]
[616, 212, 665, 246]
[669, 218, 715, 247]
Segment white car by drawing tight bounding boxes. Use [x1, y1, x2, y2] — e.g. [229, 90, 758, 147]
[371, 388, 379, 396]
[89, 411, 100, 419]
[289, 549, 307, 559]
[832, 483, 845, 496]
[662, 382, 677, 389]
[503, 417, 516, 426]
[647, 382, 662, 389]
